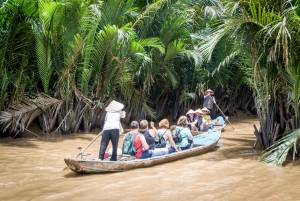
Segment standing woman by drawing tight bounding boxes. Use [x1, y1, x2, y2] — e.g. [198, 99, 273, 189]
[98, 100, 126, 161]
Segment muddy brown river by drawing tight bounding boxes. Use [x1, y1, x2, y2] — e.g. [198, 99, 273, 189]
[1, 116, 300, 201]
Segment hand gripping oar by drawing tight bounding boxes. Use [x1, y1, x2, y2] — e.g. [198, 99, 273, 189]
[76, 131, 103, 159]
[214, 103, 235, 130]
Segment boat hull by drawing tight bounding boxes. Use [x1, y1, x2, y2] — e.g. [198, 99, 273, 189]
[64, 130, 221, 173]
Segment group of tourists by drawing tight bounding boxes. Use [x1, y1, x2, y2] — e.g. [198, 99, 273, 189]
[186, 88, 216, 132]
[186, 107, 211, 132]
[123, 118, 193, 159]
[98, 89, 216, 161]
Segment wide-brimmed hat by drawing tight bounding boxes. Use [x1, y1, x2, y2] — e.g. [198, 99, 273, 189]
[194, 109, 203, 114]
[105, 100, 124, 112]
[201, 107, 210, 113]
[186, 109, 195, 115]
[205, 89, 214, 94]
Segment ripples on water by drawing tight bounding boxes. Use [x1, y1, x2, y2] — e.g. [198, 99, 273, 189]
[1, 116, 300, 201]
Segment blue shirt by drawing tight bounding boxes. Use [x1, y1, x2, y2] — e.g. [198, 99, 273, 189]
[175, 127, 192, 148]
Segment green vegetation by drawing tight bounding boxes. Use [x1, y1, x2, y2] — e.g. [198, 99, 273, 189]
[0, 0, 300, 165]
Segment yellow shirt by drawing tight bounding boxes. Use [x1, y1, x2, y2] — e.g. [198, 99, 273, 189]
[203, 115, 210, 122]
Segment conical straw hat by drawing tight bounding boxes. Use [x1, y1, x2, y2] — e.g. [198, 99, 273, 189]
[194, 109, 203, 114]
[186, 109, 195, 115]
[201, 107, 210, 114]
[205, 89, 214, 94]
[105, 100, 124, 112]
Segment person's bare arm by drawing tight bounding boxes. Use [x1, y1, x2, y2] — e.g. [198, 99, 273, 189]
[167, 131, 179, 151]
[191, 119, 198, 126]
[188, 131, 194, 140]
[207, 116, 212, 124]
[140, 135, 150, 150]
[120, 110, 126, 118]
[149, 121, 158, 136]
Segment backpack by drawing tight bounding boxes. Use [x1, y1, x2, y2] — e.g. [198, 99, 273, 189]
[154, 130, 168, 148]
[172, 128, 183, 143]
[122, 132, 140, 156]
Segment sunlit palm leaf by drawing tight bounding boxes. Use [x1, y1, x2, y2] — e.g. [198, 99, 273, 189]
[34, 22, 53, 94]
[260, 129, 300, 166]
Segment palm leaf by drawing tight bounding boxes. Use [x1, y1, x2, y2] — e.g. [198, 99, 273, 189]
[34, 22, 53, 94]
[0, 93, 62, 136]
[0, 68, 9, 110]
[260, 129, 300, 166]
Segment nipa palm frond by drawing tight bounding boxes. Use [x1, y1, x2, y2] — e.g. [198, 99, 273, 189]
[260, 128, 300, 166]
[0, 93, 62, 136]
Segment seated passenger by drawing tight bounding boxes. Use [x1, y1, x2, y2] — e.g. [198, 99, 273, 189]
[157, 119, 179, 153]
[139, 120, 169, 157]
[175, 116, 194, 150]
[195, 109, 209, 131]
[186, 109, 198, 131]
[139, 120, 157, 150]
[126, 121, 151, 159]
[201, 107, 211, 129]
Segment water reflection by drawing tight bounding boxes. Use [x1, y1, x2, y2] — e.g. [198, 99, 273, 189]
[1, 116, 300, 200]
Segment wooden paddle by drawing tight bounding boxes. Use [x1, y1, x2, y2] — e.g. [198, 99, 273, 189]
[76, 131, 103, 159]
[214, 103, 235, 130]
[64, 131, 104, 170]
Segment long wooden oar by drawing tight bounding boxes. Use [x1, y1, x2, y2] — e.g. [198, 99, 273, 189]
[76, 131, 103, 159]
[214, 103, 235, 130]
[64, 131, 104, 170]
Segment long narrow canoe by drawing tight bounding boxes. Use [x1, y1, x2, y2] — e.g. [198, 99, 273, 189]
[64, 129, 222, 174]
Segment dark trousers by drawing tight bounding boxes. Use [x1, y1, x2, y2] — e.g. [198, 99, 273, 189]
[209, 108, 217, 119]
[99, 129, 119, 161]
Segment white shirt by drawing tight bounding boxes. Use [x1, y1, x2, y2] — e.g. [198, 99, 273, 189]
[103, 110, 126, 130]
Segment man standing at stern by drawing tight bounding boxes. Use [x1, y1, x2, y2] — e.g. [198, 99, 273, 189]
[203, 89, 216, 119]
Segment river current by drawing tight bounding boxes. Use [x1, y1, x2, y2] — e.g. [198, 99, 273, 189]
[1, 115, 300, 201]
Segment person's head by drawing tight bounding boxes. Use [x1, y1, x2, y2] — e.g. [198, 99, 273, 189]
[205, 89, 214, 96]
[170, 125, 176, 133]
[130, 121, 139, 129]
[158, 119, 169, 128]
[195, 109, 203, 117]
[177, 116, 188, 127]
[186, 109, 195, 118]
[139, 120, 148, 130]
[201, 107, 210, 114]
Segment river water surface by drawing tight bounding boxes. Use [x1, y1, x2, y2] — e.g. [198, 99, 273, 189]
[1, 116, 300, 201]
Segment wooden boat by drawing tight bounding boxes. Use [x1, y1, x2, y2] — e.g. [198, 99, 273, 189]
[64, 129, 222, 174]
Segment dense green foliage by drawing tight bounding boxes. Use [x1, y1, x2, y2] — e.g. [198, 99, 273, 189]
[1, 0, 300, 165]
